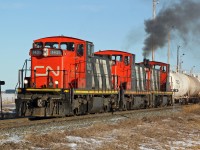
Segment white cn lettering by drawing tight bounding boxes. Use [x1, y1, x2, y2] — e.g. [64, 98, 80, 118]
[34, 66, 60, 76]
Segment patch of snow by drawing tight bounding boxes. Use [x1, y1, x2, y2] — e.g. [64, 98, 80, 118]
[139, 144, 156, 150]
[67, 143, 77, 150]
[139, 134, 200, 150]
[0, 134, 23, 144]
[66, 135, 102, 145]
[2, 93, 15, 104]
[162, 118, 171, 122]
[110, 117, 125, 122]
[172, 139, 200, 148]
[96, 136, 115, 141]
[49, 126, 67, 130]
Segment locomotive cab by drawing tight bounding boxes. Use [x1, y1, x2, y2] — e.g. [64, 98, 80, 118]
[141, 60, 170, 92]
[95, 50, 136, 90]
[18, 36, 94, 89]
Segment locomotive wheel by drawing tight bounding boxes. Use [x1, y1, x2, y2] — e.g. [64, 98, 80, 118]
[73, 108, 79, 116]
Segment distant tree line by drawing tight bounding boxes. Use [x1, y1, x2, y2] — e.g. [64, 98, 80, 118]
[5, 89, 15, 94]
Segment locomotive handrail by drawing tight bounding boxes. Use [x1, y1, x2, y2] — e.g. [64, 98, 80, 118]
[15, 59, 31, 91]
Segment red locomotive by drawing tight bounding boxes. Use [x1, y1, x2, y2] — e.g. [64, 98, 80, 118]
[15, 36, 173, 117]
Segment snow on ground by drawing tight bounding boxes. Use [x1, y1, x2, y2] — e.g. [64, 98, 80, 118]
[0, 134, 23, 145]
[66, 136, 103, 146]
[1, 93, 15, 104]
[1, 128, 199, 150]
[1, 93, 15, 113]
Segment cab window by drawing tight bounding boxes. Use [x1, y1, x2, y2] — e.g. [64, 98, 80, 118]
[111, 55, 122, 65]
[34, 42, 43, 48]
[77, 44, 84, 56]
[124, 56, 130, 65]
[87, 43, 94, 56]
[112, 55, 122, 61]
[60, 42, 74, 51]
[154, 65, 160, 70]
[45, 42, 59, 48]
[161, 66, 166, 72]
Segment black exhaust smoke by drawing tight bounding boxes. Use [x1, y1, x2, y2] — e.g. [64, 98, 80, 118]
[143, 0, 200, 57]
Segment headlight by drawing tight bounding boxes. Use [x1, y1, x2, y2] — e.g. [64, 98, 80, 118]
[55, 80, 59, 85]
[24, 79, 28, 84]
[43, 48, 48, 57]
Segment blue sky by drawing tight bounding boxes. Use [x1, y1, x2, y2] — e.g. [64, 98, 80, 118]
[0, 0, 199, 90]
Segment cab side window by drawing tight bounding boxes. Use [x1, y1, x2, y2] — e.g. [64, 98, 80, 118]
[77, 44, 84, 56]
[87, 43, 94, 56]
[124, 56, 130, 65]
[111, 55, 122, 65]
[60, 42, 74, 51]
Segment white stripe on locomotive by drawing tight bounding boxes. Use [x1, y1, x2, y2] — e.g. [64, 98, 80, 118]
[95, 59, 102, 89]
[102, 59, 110, 89]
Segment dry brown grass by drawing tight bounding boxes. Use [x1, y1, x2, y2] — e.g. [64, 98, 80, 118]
[65, 113, 199, 149]
[25, 132, 67, 148]
[182, 104, 200, 114]
[189, 145, 200, 150]
[0, 142, 31, 150]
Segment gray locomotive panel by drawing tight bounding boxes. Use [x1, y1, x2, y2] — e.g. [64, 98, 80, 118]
[151, 69, 160, 91]
[90, 56, 112, 90]
[135, 64, 146, 91]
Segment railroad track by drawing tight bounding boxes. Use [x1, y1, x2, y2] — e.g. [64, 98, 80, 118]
[0, 105, 183, 130]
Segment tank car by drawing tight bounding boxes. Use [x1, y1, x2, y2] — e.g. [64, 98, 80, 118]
[170, 72, 200, 104]
[196, 75, 200, 97]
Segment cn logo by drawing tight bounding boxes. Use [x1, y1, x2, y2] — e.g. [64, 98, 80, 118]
[34, 66, 60, 76]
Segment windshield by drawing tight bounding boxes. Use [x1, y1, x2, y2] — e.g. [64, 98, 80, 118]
[34, 42, 43, 48]
[45, 42, 59, 48]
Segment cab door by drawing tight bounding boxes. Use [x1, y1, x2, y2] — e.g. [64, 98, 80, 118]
[75, 43, 86, 88]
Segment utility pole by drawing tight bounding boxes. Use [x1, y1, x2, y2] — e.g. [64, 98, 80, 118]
[179, 53, 185, 72]
[0, 81, 5, 119]
[152, 0, 159, 61]
[190, 66, 195, 75]
[168, 31, 170, 65]
[176, 45, 180, 72]
[153, 0, 157, 19]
